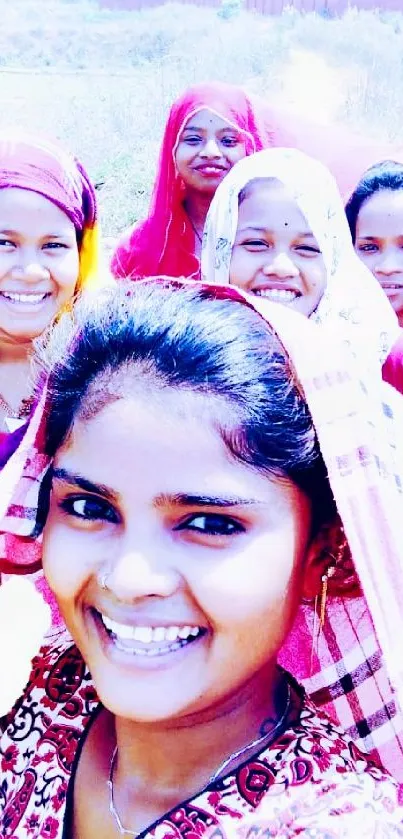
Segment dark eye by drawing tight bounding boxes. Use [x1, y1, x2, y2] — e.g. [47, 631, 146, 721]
[182, 135, 202, 145]
[59, 495, 120, 523]
[221, 136, 241, 147]
[295, 244, 321, 255]
[0, 238, 14, 247]
[357, 243, 378, 253]
[242, 239, 269, 250]
[175, 514, 245, 536]
[43, 242, 69, 250]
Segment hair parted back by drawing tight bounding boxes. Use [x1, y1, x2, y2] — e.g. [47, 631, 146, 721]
[36, 280, 335, 530]
[346, 160, 403, 242]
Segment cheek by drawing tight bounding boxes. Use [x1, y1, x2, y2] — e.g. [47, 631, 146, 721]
[306, 261, 327, 293]
[174, 147, 191, 173]
[229, 248, 255, 286]
[229, 145, 247, 165]
[54, 250, 80, 293]
[192, 525, 306, 632]
[42, 518, 99, 601]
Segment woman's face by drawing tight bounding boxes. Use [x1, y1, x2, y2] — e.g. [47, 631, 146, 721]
[230, 180, 327, 317]
[43, 387, 313, 725]
[175, 109, 247, 197]
[0, 188, 79, 343]
[355, 189, 403, 323]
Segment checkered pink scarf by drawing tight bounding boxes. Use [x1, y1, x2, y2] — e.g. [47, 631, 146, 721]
[0, 284, 403, 780]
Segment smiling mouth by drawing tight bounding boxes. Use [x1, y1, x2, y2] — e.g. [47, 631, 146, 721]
[251, 288, 301, 304]
[0, 291, 51, 305]
[97, 610, 207, 657]
[195, 165, 226, 174]
[380, 283, 403, 291]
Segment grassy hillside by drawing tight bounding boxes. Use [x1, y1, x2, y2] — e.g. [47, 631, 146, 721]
[1, 0, 402, 235]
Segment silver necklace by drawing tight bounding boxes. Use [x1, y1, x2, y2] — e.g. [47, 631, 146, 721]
[187, 214, 203, 245]
[107, 682, 291, 837]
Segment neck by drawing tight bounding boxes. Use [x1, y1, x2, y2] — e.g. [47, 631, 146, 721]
[0, 335, 32, 364]
[112, 664, 286, 798]
[183, 190, 213, 233]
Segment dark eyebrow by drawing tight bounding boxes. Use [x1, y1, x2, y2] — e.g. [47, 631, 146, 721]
[51, 467, 118, 501]
[155, 493, 263, 508]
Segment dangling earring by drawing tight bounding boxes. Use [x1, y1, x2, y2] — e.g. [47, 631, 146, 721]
[99, 570, 111, 591]
[310, 565, 335, 676]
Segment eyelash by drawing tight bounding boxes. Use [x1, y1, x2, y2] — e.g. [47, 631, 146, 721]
[182, 136, 240, 147]
[58, 495, 120, 524]
[58, 498, 245, 539]
[241, 240, 321, 255]
[175, 513, 245, 537]
[0, 240, 69, 250]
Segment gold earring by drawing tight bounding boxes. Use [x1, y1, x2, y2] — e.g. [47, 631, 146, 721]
[310, 566, 335, 676]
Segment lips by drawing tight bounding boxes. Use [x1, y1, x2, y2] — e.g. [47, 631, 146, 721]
[194, 164, 228, 176]
[0, 291, 51, 305]
[379, 283, 403, 291]
[95, 610, 207, 658]
[251, 287, 301, 304]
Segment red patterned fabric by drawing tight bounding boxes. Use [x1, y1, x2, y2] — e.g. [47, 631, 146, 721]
[1, 641, 402, 838]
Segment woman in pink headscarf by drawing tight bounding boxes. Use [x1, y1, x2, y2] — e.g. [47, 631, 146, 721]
[0, 133, 100, 442]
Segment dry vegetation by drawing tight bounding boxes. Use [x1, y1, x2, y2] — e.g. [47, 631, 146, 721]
[1, 0, 403, 236]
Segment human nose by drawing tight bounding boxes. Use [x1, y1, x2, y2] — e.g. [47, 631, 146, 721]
[262, 251, 299, 279]
[375, 249, 403, 276]
[200, 137, 222, 159]
[11, 252, 50, 283]
[100, 539, 181, 602]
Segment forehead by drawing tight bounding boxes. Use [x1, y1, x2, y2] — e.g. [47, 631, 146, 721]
[183, 108, 238, 133]
[55, 390, 275, 500]
[238, 180, 311, 232]
[357, 189, 403, 235]
[0, 187, 74, 232]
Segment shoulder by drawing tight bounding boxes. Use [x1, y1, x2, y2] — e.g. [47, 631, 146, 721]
[110, 219, 148, 278]
[235, 697, 403, 836]
[0, 637, 98, 836]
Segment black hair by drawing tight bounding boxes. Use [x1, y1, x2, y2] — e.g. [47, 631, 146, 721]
[37, 281, 335, 531]
[345, 160, 403, 243]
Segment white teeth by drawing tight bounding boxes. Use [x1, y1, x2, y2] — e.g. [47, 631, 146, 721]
[2, 292, 48, 304]
[165, 626, 180, 642]
[133, 626, 153, 643]
[100, 615, 201, 645]
[253, 288, 298, 303]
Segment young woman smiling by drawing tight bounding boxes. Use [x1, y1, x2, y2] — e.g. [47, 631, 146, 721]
[0, 133, 100, 439]
[1, 280, 403, 837]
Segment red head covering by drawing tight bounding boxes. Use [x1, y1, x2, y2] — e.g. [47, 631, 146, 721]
[111, 82, 295, 281]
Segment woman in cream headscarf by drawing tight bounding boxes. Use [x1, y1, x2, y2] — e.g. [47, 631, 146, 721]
[201, 147, 400, 375]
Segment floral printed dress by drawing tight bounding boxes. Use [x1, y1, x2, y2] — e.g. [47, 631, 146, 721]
[1, 638, 403, 839]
